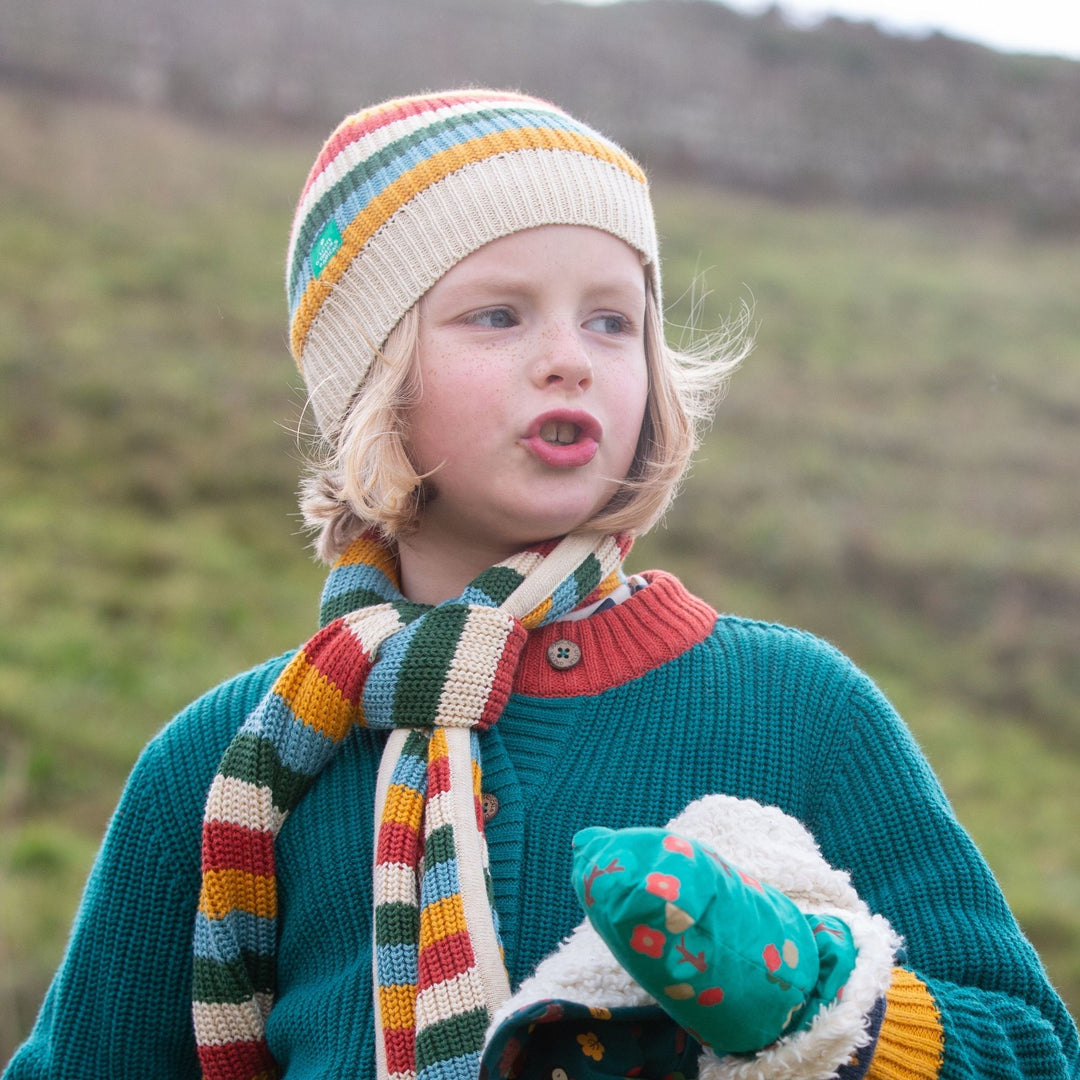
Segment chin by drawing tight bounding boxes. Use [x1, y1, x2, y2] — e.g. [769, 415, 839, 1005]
[512, 508, 608, 545]
[526, 484, 619, 530]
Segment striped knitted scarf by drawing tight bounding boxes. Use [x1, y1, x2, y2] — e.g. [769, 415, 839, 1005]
[193, 530, 632, 1080]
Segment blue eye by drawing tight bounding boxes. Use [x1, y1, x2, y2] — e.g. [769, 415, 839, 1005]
[585, 313, 630, 335]
[468, 307, 517, 329]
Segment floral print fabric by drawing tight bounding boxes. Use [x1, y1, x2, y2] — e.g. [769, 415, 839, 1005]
[571, 825, 858, 1054]
[480, 999, 702, 1080]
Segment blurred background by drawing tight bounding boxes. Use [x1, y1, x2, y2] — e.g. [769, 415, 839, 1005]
[1, 0, 1078, 1060]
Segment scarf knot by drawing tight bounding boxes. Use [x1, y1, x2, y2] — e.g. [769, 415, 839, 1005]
[359, 603, 527, 733]
[194, 531, 632, 1080]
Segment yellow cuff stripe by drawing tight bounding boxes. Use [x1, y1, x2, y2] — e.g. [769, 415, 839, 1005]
[865, 968, 945, 1080]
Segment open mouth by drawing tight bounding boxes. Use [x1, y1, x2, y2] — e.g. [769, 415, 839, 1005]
[525, 411, 602, 468]
[539, 420, 580, 445]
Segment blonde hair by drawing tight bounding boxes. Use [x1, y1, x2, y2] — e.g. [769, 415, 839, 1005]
[300, 283, 749, 564]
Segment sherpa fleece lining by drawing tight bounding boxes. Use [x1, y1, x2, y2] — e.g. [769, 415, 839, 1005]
[485, 794, 900, 1080]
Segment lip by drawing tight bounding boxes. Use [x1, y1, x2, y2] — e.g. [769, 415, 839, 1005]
[522, 409, 603, 468]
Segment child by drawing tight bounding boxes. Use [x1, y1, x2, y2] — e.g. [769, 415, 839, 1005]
[5, 89, 1076, 1080]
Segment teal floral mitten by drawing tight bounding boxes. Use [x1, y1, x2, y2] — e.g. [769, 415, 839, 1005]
[572, 825, 858, 1055]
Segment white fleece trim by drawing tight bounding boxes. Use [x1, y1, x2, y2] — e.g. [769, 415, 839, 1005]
[697, 905, 896, 1080]
[486, 795, 899, 1080]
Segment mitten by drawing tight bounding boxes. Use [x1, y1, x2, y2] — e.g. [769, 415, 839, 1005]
[572, 824, 858, 1054]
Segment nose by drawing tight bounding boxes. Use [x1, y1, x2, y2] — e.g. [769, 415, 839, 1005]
[532, 320, 593, 391]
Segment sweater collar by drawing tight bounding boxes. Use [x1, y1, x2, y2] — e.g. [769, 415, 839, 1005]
[513, 570, 717, 697]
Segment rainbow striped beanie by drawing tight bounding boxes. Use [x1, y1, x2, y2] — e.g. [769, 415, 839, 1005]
[286, 88, 660, 437]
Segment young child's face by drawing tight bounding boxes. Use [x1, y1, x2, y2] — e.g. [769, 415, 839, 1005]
[409, 225, 649, 554]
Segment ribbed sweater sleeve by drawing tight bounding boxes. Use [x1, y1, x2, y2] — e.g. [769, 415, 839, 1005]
[4, 655, 291, 1080]
[7, 575, 1076, 1079]
[811, 669, 1080, 1080]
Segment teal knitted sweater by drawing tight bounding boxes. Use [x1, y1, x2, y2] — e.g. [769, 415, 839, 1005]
[6, 572, 1077, 1078]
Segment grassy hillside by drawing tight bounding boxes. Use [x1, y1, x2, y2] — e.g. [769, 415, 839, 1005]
[1, 87, 1077, 1058]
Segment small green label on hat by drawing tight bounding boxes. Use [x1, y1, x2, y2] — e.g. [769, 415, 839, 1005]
[310, 218, 343, 278]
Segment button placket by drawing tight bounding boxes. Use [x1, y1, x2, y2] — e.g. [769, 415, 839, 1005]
[546, 638, 582, 670]
[480, 792, 500, 822]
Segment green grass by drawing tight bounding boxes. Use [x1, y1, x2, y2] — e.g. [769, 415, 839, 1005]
[1, 88, 1077, 1057]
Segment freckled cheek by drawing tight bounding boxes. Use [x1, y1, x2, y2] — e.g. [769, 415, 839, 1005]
[409, 361, 517, 469]
[433, 348, 517, 409]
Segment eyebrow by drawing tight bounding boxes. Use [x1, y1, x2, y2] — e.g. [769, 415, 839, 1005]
[436, 273, 647, 302]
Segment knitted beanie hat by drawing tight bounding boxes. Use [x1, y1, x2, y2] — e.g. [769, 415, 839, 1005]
[286, 88, 661, 438]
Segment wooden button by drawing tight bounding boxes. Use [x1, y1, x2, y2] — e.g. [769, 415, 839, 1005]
[546, 638, 581, 670]
[481, 792, 499, 822]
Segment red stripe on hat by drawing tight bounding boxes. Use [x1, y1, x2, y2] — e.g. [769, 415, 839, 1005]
[201, 819, 275, 877]
[301, 90, 542, 201]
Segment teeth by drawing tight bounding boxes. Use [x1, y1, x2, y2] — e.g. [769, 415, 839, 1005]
[539, 421, 578, 445]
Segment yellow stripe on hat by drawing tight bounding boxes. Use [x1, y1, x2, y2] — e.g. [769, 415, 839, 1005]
[291, 126, 646, 359]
